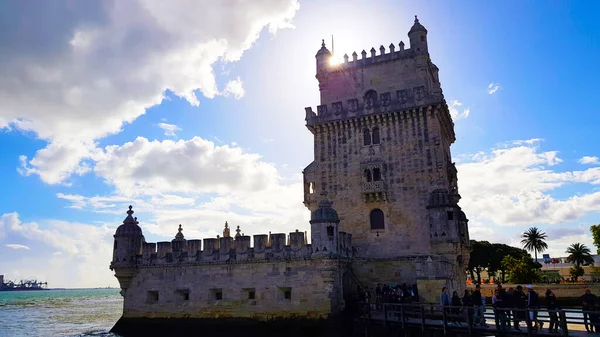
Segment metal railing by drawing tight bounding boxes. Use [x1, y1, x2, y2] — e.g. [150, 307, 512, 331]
[358, 302, 600, 336]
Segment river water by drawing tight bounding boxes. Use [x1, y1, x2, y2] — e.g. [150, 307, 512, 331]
[0, 288, 122, 337]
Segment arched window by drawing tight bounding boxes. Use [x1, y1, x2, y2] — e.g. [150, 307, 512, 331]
[373, 168, 381, 181]
[364, 169, 372, 182]
[372, 127, 380, 144]
[363, 129, 371, 145]
[370, 209, 385, 230]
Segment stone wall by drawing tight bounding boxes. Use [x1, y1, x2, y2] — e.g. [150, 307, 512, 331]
[122, 258, 349, 320]
[352, 255, 466, 297]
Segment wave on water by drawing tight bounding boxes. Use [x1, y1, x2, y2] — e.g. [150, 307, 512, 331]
[69, 329, 120, 337]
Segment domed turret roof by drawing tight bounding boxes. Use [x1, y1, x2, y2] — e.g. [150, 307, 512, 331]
[315, 39, 331, 57]
[115, 205, 143, 237]
[408, 15, 427, 35]
[310, 199, 340, 224]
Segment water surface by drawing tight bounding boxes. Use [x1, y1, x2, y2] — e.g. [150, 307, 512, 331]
[0, 288, 122, 337]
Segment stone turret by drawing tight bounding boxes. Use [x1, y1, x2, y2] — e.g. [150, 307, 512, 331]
[408, 15, 428, 54]
[310, 198, 340, 255]
[112, 205, 144, 265]
[111, 205, 144, 296]
[315, 39, 331, 77]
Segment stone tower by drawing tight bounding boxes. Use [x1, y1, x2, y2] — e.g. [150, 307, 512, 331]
[303, 16, 470, 298]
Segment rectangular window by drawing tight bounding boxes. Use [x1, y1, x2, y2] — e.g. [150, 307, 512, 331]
[309, 182, 316, 194]
[211, 288, 223, 300]
[176, 289, 190, 301]
[147, 291, 159, 303]
[279, 287, 292, 300]
[248, 290, 255, 300]
[447, 211, 454, 221]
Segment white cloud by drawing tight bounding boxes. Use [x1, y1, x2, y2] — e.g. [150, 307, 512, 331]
[92, 136, 280, 197]
[488, 82, 501, 94]
[579, 156, 600, 165]
[458, 139, 600, 227]
[6, 244, 30, 250]
[157, 123, 182, 137]
[0, 212, 116, 287]
[222, 77, 246, 99]
[448, 99, 470, 121]
[1, 1, 300, 184]
[260, 137, 275, 143]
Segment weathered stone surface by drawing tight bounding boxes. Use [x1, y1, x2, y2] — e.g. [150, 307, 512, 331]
[121, 259, 347, 319]
[305, 16, 470, 295]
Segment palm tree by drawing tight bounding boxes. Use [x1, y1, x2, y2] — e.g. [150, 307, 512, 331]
[521, 227, 548, 262]
[566, 243, 595, 267]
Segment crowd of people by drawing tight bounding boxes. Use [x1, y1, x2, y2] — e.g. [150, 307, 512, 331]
[358, 283, 419, 316]
[357, 281, 600, 334]
[441, 284, 600, 333]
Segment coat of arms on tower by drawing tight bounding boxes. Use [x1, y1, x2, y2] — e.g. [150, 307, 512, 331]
[332, 101, 343, 115]
[380, 92, 391, 107]
[364, 96, 373, 110]
[396, 89, 408, 104]
[348, 99, 358, 112]
[414, 86, 426, 101]
[317, 104, 328, 115]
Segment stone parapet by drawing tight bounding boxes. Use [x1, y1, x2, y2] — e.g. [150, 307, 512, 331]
[124, 230, 354, 267]
[305, 100, 449, 132]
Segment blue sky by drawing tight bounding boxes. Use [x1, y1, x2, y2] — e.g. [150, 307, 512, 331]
[0, 0, 599, 287]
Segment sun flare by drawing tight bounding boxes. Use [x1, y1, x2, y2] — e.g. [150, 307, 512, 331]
[329, 55, 342, 66]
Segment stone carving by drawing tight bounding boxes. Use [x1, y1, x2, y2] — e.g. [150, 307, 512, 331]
[363, 90, 377, 110]
[348, 99, 358, 112]
[414, 86, 426, 101]
[317, 104, 327, 115]
[364, 97, 373, 110]
[380, 92, 391, 107]
[332, 101, 343, 115]
[396, 89, 409, 104]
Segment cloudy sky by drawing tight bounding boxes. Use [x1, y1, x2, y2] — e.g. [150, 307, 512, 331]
[1, 0, 599, 288]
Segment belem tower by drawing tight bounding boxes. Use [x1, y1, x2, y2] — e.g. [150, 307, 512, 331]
[110, 16, 470, 335]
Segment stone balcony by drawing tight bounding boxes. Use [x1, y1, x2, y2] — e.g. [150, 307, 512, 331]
[361, 181, 387, 202]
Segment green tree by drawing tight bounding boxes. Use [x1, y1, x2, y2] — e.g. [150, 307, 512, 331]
[566, 243, 595, 267]
[570, 266, 585, 281]
[590, 225, 600, 255]
[521, 227, 548, 262]
[501, 254, 541, 284]
[468, 240, 492, 284]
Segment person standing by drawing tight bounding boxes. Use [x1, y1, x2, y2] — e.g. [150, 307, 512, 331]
[472, 284, 488, 327]
[545, 289, 560, 333]
[526, 285, 542, 330]
[513, 285, 527, 331]
[440, 286, 450, 321]
[451, 291, 462, 325]
[463, 289, 473, 327]
[581, 288, 597, 332]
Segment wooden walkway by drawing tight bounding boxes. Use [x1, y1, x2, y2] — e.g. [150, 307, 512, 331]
[355, 303, 597, 337]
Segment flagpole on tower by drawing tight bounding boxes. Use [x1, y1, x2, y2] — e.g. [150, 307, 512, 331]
[331, 35, 334, 55]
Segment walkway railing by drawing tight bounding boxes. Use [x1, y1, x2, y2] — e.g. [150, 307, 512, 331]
[359, 302, 600, 336]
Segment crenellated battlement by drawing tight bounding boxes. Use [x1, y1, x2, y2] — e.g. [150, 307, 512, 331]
[111, 217, 354, 269]
[330, 41, 421, 71]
